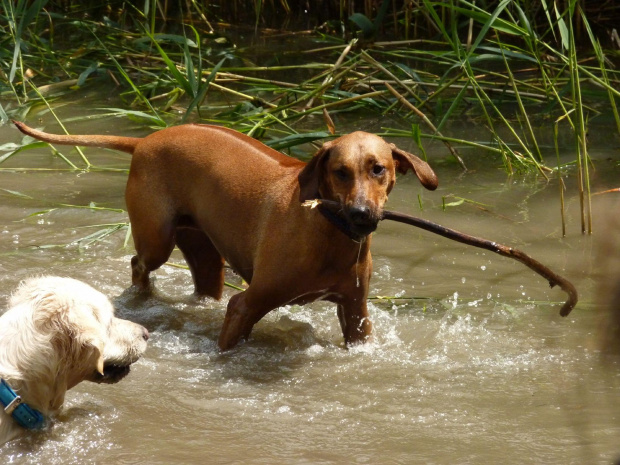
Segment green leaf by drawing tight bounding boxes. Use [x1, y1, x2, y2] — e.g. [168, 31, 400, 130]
[0, 141, 49, 164]
[124, 222, 133, 248]
[436, 82, 469, 133]
[183, 56, 227, 122]
[0, 188, 33, 199]
[373, 0, 391, 30]
[477, 46, 537, 63]
[0, 103, 7, 124]
[26, 209, 57, 218]
[147, 33, 193, 96]
[0, 142, 22, 151]
[133, 33, 198, 49]
[467, 53, 505, 66]
[184, 42, 197, 94]
[77, 62, 99, 87]
[266, 132, 331, 151]
[349, 13, 375, 37]
[421, 0, 451, 44]
[513, 2, 534, 40]
[98, 108, 167, 127]
[449, 6, 523, 37]
[554, 4, 570, 51]
[540, 0, 557, 41]
[466, 0, 513, 55]
[410, 124, 428, 161]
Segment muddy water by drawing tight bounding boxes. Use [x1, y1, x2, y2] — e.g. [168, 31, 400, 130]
[0, 110, 619, 464]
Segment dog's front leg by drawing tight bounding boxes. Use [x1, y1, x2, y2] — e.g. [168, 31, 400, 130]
[337, 298, 373, 347]
[334, 253, 374, 347]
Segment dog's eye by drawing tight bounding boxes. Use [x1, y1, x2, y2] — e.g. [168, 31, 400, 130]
[372, 164, 385, 176]
[334, 168, 350, 181]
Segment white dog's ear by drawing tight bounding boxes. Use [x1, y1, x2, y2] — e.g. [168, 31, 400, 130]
[62, 305, 107, 375]
[96, 354, 105, 375]
[78, 331, 106, 375]
[89, 338, 105, 375]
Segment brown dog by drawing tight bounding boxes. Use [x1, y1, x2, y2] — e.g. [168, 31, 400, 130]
[13, 121, 437, 350]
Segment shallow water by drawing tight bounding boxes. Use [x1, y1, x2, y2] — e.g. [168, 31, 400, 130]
[0, 106, 619, 464]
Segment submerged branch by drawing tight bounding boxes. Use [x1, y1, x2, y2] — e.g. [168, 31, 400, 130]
[308, 199, 578, 317]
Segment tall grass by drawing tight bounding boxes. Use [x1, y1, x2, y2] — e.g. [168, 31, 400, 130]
[1, 1, 618, 233]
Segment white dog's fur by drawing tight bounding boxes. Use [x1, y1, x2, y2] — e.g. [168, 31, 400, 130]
[0, 276, 148, 445]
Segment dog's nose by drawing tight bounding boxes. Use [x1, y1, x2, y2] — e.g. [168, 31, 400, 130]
[141, 327, 150, 341]
[349, 205, 372, 224]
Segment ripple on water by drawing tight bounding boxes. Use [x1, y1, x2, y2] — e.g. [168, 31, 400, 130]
[0, 257, 612, 464]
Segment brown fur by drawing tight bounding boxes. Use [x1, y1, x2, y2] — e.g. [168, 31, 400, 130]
[13, 121, 437, 350]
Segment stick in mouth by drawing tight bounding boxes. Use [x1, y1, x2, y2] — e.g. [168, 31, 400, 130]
[303, 198, 578, 316]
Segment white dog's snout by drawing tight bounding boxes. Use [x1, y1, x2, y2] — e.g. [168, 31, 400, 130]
[0, 276, 150, 444]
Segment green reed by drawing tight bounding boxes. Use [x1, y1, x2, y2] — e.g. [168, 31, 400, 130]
[1, 1, 618, 234]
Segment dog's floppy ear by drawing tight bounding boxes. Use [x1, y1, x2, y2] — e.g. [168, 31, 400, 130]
[62, 310, 107, 376]
[54, 300, 107, 376]
[83, 334, 106, 375]
[95, 350, 105, 375]
[389, 144, 438, 191]
[39, 302, 107, 376]
[298, 141, 333, 202]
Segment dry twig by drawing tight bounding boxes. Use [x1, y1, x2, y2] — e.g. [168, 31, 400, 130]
[306, 199, 578, 316]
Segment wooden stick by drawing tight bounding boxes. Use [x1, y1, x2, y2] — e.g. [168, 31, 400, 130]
[306, 199, 578, 316]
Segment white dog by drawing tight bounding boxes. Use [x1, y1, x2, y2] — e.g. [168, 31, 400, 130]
[0, 276, 149, 445]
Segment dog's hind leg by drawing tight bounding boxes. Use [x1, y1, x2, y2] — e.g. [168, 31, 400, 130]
[126, 192, 176, 291]
[175, 227, 225, 299]
[130, 224, 175, 291]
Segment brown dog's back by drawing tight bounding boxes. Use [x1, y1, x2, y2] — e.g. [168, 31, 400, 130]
[123, 124, 306, 281]
[13, 120, 439, 351]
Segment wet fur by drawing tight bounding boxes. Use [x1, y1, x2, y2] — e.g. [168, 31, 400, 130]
[13, 122, 437, 351]
[0, 276, 148, 445]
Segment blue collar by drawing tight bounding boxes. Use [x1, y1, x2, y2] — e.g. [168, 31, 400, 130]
[0, 379, 45, 430]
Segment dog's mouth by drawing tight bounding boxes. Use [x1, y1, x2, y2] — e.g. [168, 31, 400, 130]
[91, 363, 132, 384]
[317, 201, 380, 240]
[343, 205, 380, 238]
[347, 217, 379, 237]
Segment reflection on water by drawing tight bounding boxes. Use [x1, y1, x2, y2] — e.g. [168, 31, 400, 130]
[0, 114, 619, 464]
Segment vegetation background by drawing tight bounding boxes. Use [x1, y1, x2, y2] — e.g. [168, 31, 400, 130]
[1, 0, 619, 235]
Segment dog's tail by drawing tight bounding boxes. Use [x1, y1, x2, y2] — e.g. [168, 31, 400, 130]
[13, 120, 141, 154]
